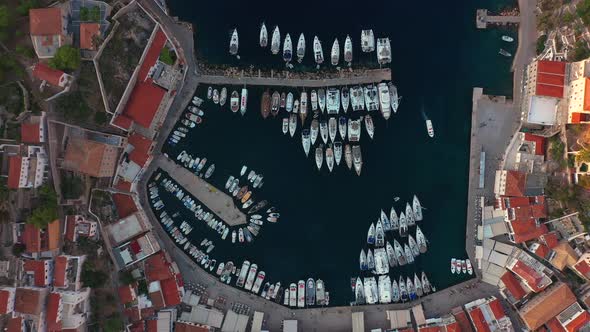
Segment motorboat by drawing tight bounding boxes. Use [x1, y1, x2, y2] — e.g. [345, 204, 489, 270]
[220, 87, 227, 106]
[310, 119, 319, 145]
[408, 235, 420, 257]
[302, 129, 311, 157]
[300, 91, 308, 123]
[297, 33, 305, 62]
[466, 259, 473, 275]
[399, 276, 408, 302]
[261, 90, 271, 119]
[394, 239, 406, 266]
[286, 92, 294, 112]
[251, 271, 266, 294]
[367, 222, 375, 244]
[388, 82, 400, 114]
[283, 33, 293, 62]
[229, 28, 238, 55]
[364, 84, 379, 111]
[341, 87, 350, 112]
[326, 88, 340, 114]
[313, 36, 324, 64]
[328, 117, 337, 142]
[207, 86, 212, 99]
[271, 26, 280, 54]
[281, 118, 288, 135]
[326, 144, 334, 172]
[240, 88, 248, 115]
[306, 278, 316, 306]
[451, 258, 457, 274]
[378, 275, 391, 304]
[236, 260, 250, 288]
[271, 91, 280, 116]
[320, 119, 328, 144]
[297, 280, 305, 308]
[499, 48, 512, 57]
[364, 114, 374, 139]
[318, 88, 326, 112]
[344, 144, 352, 170]
[338, 116, 347, 140]
[311, 90, 318, 111]
[426, 119, 434, 138]
[316, 279, 326, 305]
[289, 113, 297, 137]
[502, 35, 514, 42]
[289, 283, 297, 307]
[259, 22, 268, 47]
[352, 145, 362, 176]
[348, 119, 361, 142]
[315, 145, 323, 170]
[374, 248, 389, 275]
[230, 91, 239, 113]
[280, 92, 286, 108]
[377, 83, 390, 120]
[364, 277, 377, 305]
[334, 142, 342, 166]
[331, 38, 339, 66]
[344, 35, 352, 63]
[376, 37, 391, 65]
[212, 89, 219, 104]
[361, 29, 375, 52]
[350, 86, 364, 111]
[293, 99, 299, 114]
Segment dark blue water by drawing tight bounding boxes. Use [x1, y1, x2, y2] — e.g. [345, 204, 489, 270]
[157, 0, 516, 306]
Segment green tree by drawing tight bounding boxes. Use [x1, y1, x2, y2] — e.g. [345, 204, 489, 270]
[15, 45, 34, 59]
[26, 184, 58, 229]
[56, 91, 91, 122]
[563, 11, 575, 24]
[536, 35, 548, 55]
[103, 315, 123, 332]
[159, 47, 175, 65]
[578, 147, 590, 163]
[81, 261, 108, 288]
[0, 5, 13, 41]
[80, 7, 89, 21]
[571, 40, 590, 61]
[578, 0, 590, 25]
[16, 0, 40, 16]
[90, 6, 100, 22]
[93, 111, 108, 125]
[119, 271, 135, 285]
[12, 243, 25, 256]
[49, 46, 81, 71]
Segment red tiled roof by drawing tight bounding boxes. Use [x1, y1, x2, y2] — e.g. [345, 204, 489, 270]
[145, 252, 173, 282]
[149, 289, 165, 309]
[547, 317, 567, 332]
[501, 271, 526, 300]
[6, 317, 22, 332]
[112, 193, 138, 219]
[33, 63, 65, 87]
[127, 133, 152, 167]
[541, 232, 560, 249]
[124, 306, 141, 322]
[501, 196, 530, 209]
[141, 306, 156, 319]
[574, 260, 590, 279]
[118, 284, 136, 304]
[570, 113, 590, 124]
[80, 23, 100, 50]
[510, 219, 548, 243]
[488, 299, 506, 320]
[536, 84, 564, 98]
[538, 72, 565, 86]
[468, 307, 491, 332]
[524, 133, 546, 156]
[161, 277, 181, 307]
[453, 311, 474, 332]
[175, 322, 211, 332]
[65, 215, 76, 242]
[7, 156, 22, 190]
[14, 288, 42, 315]
[114, 180, 132, 192]
[445, 322, 460, 332]
[23, 260, 47, 287]
[512, 260, 547, 292]
[538, 60, 567, 74]
[419, 327, 443, 332]
[0, 290, 11, 314]
[23, 223, 40, 253]
[21, 123, 41, 144]
[113, 114, 133, 130]
[535, 60, 566, 98]
[128, 321, 145, 332]
[531, 243, 550, 259]
[121, 29, 168, 129]
[504, 171, 526, 197]
[146, 319, 158, 332]
[565, 311, 590, 332]
[29, 8, 62, 35]
[46, 292, 62, 332]
[53, 256, 68, 288]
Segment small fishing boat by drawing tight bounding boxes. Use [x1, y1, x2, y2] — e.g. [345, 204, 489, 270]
[283, 33, 293, 62]
[260, 22, 268, 47]
[334, 142, 342, 166]
[220, 87, 227, 106]
[286, 92, 294, 112]
[320, 119, 328, 144]
[364, 114, 374, 139]
[289, 113, 297, 137]
[229, 29, 239, 55]
[331, 38, 339, 66]
[282, 118, 289, 135]
[341, 87, 350, 112]
[326, 144, 334, 172]
[344, 144, 352, 170]
[271, 91, 280, 116]
[338, 116, 347, 140]
[230, 91, 239, 113]
[310, 119, 319, 145]
[271, 26, 281, 54]
[502, 35, 514, 42]
[328, 117, 337, 143]
[344, 35, 353, 63]
[315, 145, 323, 170]
[306, 278, 316, 306]
[302, 129, 311, 157]
[293, 99, 299, 114]
[311, 90, 318, 111]
[318, 88, 326, 112]
[352, 145, 362, 176]
[261, 90, 271, 119]
[297, 33, 305, 62]
[297, 280, 305, 308]
[313, 36, 324, 64]
[240, 88, 248, 115]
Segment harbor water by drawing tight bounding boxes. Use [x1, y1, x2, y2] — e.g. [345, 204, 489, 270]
[160, 0, 516, 306]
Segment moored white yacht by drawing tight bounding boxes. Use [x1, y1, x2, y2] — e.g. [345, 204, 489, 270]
[376, 37, 391, 65]
[378, 82, 391, 120]
[361, 29, 375, 52]
[352, 145, 362, 176]
[271, 26, 281, 54]
[344, 35, 353, 63]
[297, 33, 305, 63]
[341, 87, 350, 112]
[328, 117, 337, 143]
[334, 142, 342, 166]
[388, 82, 400, 113]
[229, 29, 239, 55]
[331, 38, 340, 66]
[240, 88, 248, 115]
[259, 23, 268, 47]
[313, 36, 324, 65]
[283, 33, 293, 62]
[325, 144, 334, 172]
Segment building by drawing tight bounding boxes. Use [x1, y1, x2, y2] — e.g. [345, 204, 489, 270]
[546, 302, 590, 331]
[567, 58, 590, 124]
[112, 232, 161, 269]
[21, 113, 47, 144]
[53, 255, 85, 291]
[494, 170, 526, 197]
[0, 287, 16, 315]
[517, 282, 577, 330]
[51, 289, 91, 330]
[464, 296, 513, 332]
[64, 215, 98, 242]
[22, 220, 61, 257]
[521, 60, 566, 126]
[505, 248, 553, 293]
[29, 7, 67, 58]
[22, 259, 52, 287]
[144, 252, 183, 309]
[13, 287, 48, 332]
[79, 23, 100, 51]
[116, 133, 154, 183]
[106, 210, 151, 246]
[61, 138, 119, 178]
[32, 62, 73, 89]
[7, 146, 48, 189]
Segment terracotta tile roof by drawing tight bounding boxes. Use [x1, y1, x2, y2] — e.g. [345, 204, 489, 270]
[511, 260, 549, 292]
[144, 252, 173, 282]
[47, 219, 60, 251]
[23, 223, 40, 253]
[547, 317, 567, 332]
[118, 284, 136, 304]
[419, 327, 443, 332]
[14, 288, 42, 315]
[141, 306, 156, 319]
[149, 289, 165, 309]
[65, 215, 76, 242]
[453, 310, 474, 332]
[536, 84, 564, 99]
[79, 23, 100, 50]
[21, 123, 41, 144]
[29, 8, 62, 35]
[500, 196, 530, 209]
[23, 260, 47, 287]
[531, 243, 550, 260]
[488, 298, 506, 320]
[6, 317, 22, 332]
[114, 180, 132, 192]
[536, 60, 566, 99]
[112, 193, 138, 219]
[504, 170, 526, 197]
[467, 307, 490, 332]
[524, 133, 546, 155]
[53, 256, 68, 287]
[565, 310, 590, 332]
[500, 271, 526, 300]
[550, 242, 579, 271]
[146, 319, 158, 332]
[161, 277, 181, 307]
[33, 63, 66, 87]
[127, 133, 152, 167]
[519, 283, 577, 330]
[128, 321, 145, 332]
[541, 232, 560, 249]
[444, 321, 460, 332]
[538, 60, 567, 74]
[0, 290, 11, 314]
[46, 292, 62, 332]
[63, 139, 118, 177]
[510, 219, 548, 243]
[124, 306, 141, 322]
[112, 114, 133, 130]
[574, 260, 590, 279]
[7, 156, 22, 189]
[174, 322, 210, 332]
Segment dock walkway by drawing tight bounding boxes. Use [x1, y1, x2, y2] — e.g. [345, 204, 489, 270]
[196, 68, 392, 87]
[476, 9, 520, 29]
[155, 156, 247, 226]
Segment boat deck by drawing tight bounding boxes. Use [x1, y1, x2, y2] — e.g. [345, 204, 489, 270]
[156, 155, 247, 226]
[196, 68, 392, 87]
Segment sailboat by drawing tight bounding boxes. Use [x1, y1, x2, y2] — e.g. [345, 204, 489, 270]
[311, 90, 318, 111]
[328, 117, 337, 143]
[367, 223, 375, 244]
[338, 116, 347, 140]
[313, 36, 324, 65]
[259, 23, 268, 47]
[331, 38, 339, 66]
[315, 145, 323, 170]
[283, 33, 293, 63]
[300, 91, 308, 123]
[229, 29, 239, 55]
[416, 226, 427, 254]
[341, 87, 350, 113]
[289, 113, 297, 137]
[334, 142, 342, 166]
[386, 241, 397, 267]
[390, 207, 399, 230]
[359, 249, 368, 271]
[388, 82, 400, 113]
[325, 144, 334, 172]
[413, 195, 423, 221]
[320, 119, 328, 144]
[297, 33, 305, 63]
[344, 144, 352, 170]
[271, 26, 281, 54]
[302, 129, 311, 157]
[344, 35, 352, 63]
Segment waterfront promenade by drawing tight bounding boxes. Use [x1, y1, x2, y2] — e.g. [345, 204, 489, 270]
[196, 68, 392, 87]
[156, 156, 247, 226]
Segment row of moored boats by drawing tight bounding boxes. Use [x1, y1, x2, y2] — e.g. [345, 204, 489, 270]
[169, 96, 205, 146]
[354, 272, 434, 305]
[451, 258, 473, 275]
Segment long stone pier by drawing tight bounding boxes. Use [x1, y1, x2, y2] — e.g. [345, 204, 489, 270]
[196, 68, 392, 87]
[476, 9, 520, 29]
[156, 155, 247, 226]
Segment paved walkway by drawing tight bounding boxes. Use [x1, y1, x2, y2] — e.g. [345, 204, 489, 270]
[156, 156, 247, 226]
